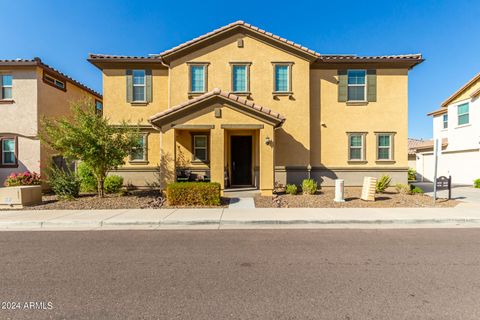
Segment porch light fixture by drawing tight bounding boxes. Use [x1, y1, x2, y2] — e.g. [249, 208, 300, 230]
[265, 136, 271, 146]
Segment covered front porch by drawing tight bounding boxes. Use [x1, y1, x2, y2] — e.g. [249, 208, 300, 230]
[148, 89, 285, 195]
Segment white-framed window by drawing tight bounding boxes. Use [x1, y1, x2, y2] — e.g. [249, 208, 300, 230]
[347, 70, 366, 101]
[190, 65, 207, 93]
[377, 134, 393, 160]
[130, 134, 147, 161]
[1, 75, 12, 99]
[95, 100, 103, 116]
[132, 70, 146, 102]
[193, 135, 208, 161]
[442, 113, 448, 129]
[1, 137, 16, 165]
[232, 64, 248, 93]
[457, 103, 469, 126]
[274, 64, 291, 93]
[348, 134, 365, 161]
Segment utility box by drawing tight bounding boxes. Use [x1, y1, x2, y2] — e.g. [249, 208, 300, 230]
[361, 177, 377, 201]
[0, 186, 42, 209]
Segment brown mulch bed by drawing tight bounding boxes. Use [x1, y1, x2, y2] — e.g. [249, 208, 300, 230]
[21, 190, 229, 210]
[255, 187, 459, 208]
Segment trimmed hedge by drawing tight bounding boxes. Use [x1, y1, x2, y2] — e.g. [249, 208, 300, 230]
[166, 182, 221, 206]
[104, 175, 124, 194]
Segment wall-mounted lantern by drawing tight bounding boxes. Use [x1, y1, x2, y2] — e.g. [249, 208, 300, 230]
[265, 136, 271, 146]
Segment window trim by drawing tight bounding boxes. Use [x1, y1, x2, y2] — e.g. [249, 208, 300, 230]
[95, 99, 103, 116]
[347, 132, 367, 162]
[129, 133, 148, 163]
[132, 69, 146, 102]
[188, 62, 209, 95]
[42, 71, 66, 92]
[0, 136, 18, 168]
[442, 113, 448, 129]
[375, 132, 395, 162]
[1, 74, 13, 100]
[230, 62, 251, 94]
[272, 62, 293, 95]
[347, 69, 367, 102]
[192, 134, 209, 163]
[457, 102, 469, 126]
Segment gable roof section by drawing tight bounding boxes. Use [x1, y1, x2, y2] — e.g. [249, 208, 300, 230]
[409, 138, 448, 153]
[441, 72, 480, 107]
[0, 57, 102, 99]
[315, 54, 423, 69]
[148, 88, 285, 129]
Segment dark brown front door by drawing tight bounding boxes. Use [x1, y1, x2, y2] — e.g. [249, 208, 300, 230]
[230, 136, 252, 186]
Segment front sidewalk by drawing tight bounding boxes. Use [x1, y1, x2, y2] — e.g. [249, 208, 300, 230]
[1, 202, 480, 230]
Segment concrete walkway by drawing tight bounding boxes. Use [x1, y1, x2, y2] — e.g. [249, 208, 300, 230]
[1, 202, 480, 230]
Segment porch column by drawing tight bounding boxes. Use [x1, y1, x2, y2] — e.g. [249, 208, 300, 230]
[159, 129, 176, 188]
[259, 125, 274, 196]
[210, 127, 225, 193]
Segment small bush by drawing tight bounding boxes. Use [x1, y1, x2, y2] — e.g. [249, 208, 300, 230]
[376, 175, 392, 193]
[474, 179, 480, 189]
[104, 175, 124, 194]
[285, 184, 298, 195]
[301, 179, 318, 195]
[166, 182, 221, 206]
[4, 171, 41, 187]
[410, 185, 424, 194]
[47, 167, 80, 199]
[408, 168, 417, 181]
[77, 162, 97, 192]
[395, 183, 410, 194]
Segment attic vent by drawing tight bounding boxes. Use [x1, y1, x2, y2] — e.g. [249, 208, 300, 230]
[237, 39, 244, 48]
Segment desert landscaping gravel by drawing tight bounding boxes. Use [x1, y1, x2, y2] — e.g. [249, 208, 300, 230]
[255, 187, 458, 208]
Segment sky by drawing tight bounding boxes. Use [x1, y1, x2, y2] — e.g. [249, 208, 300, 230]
[1, 0, 479, 139]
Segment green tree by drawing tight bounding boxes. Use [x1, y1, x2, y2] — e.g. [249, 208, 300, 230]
[41, 98, 141, 197]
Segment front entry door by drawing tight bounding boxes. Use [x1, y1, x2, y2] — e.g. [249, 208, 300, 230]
[230, 136, 252, 186]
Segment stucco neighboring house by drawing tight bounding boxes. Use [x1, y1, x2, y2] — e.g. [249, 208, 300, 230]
[88, 21, 423, 195]
[414, 72, 480, 184]
[0, 58, 102, 186]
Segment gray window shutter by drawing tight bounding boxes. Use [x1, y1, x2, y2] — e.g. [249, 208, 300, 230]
[338, 70, 348, 102]
[367, 69, 377, 102]
[0, 76, 3, 99]
[146, 69, 152, 102]
[126, 69, 133, 102]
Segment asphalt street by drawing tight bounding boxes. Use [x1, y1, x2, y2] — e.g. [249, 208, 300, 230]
[1, 229, 480, 319]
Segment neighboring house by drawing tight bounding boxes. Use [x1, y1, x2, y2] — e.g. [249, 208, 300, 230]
[415, 72, 480, 184]
[88, 21, 423, 195]
[408, 138, 425, 173]
[0, 58, 102, 186]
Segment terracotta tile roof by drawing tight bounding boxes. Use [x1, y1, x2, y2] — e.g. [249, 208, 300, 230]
[0, 57, 102, 98]
[88, 54, 159, 63]
[441, 72, 480, 107]
[149, 88, 285, 127]
[409, 138, 448, 153]
[320, 53, 423, 61]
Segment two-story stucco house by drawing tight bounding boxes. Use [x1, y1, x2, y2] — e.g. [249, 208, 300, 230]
[415, 72, 480, 184]
[88, 21, 423, 195]
[0, 58, 102, 186]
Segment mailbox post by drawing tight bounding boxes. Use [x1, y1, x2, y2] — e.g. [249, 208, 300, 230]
[436, 175, 452, 200]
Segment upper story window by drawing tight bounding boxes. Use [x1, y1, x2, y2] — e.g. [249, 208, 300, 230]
[1, 75, 12, 100]
[347, 70, 366, 101]
[457, 103, 469, 126]
[377, 133, 393, 161]
[43, 72, 66, 91]
[442, 113, 448, 129]
[1, 137, 17, 167]
[348, 133, 365, 161]
[95, 100, 103, 116]
[273, 63, 292, 93]
[189, 64, 207, 93]
[193, 135, 208, 162]
[231, 64, 250, 93]
[130, 134, 147, 162]
[132, 70, 146, 102]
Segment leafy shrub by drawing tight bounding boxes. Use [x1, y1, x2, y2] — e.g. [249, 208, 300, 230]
[301, 179, 318, 195]
[474, 179, 480, 189]
[166, 182, 221, 206]
[47, 167, 80, 199]
[77, 162, 97, 192]
[395, 183, 410, 194]
[410, 185, 424, 194]
[4, 171, 41, 187]
[376, 175, 392, 193]
[285, 184, 298, 195]
[104, 175, 124, 194]
[408, 168, 417, 181]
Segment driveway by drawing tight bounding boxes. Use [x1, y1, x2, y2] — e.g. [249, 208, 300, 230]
[413, 182, 480, 204]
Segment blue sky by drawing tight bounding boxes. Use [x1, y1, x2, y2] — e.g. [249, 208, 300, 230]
[2, 0, 479, 138]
